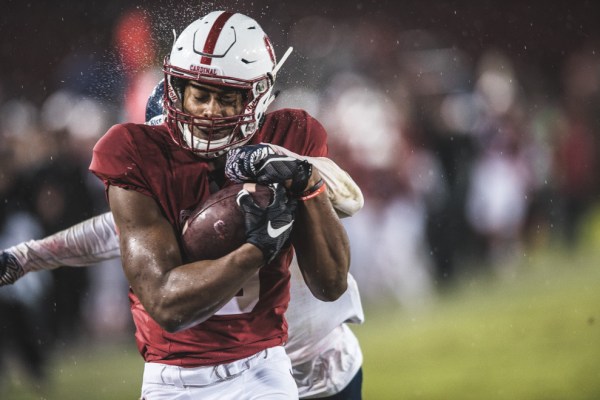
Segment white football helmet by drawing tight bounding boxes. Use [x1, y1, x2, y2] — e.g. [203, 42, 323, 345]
[163, 11, 292, 158]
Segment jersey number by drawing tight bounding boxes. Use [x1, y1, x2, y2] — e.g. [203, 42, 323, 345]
[214, 271, 260, 315]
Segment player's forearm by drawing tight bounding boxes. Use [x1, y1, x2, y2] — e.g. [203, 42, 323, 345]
[293, 171, 350, 301]
[268, 144, 364, 218]
[7, 212, 120, 273]
[132, 244, 263, 332]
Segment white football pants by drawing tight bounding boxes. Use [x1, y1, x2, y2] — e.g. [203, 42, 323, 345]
[140, 346, 298, 400]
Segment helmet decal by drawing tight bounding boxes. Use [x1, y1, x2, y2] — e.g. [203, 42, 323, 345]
[198, 11, 235, 65]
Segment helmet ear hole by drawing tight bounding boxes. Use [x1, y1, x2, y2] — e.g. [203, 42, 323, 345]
[254, 78, 270, 96]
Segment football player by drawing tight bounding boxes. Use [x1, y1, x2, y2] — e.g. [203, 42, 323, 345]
[0, 11, 363, 400]
[0, 78, 365, 399]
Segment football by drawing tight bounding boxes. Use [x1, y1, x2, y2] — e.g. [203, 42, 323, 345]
[181, 183, 272, 261]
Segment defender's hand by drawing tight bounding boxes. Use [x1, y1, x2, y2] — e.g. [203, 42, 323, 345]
[236, 184, 297, 264]
[0, 251, 24, 286]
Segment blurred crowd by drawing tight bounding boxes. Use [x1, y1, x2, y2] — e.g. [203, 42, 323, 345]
[1, 2, 600, 389]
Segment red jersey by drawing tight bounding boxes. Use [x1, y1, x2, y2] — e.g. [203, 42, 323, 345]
[90, 109, 328, 367]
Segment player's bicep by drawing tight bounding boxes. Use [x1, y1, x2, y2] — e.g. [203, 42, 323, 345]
[108, 185, 181, 295]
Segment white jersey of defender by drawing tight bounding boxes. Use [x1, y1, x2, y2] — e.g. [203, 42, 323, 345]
[287, 255, 364, 398]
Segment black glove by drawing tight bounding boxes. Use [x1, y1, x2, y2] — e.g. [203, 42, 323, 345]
[226, 145, 275, 183]
[226, 145, 312, 196]
[0, 251, 24, 286]
[236, 184, 297, 264]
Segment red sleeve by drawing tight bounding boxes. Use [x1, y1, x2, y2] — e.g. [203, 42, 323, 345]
[89, 123, 153, 197]
[257, 109, 329, 158]
[302, 112, 328, 158]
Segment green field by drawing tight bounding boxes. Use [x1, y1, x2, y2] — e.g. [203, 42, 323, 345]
[354, 244, 600, 400]
[2, 239, 600, 399]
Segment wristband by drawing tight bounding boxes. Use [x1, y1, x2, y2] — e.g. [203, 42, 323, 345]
[299, 179, 326, 201]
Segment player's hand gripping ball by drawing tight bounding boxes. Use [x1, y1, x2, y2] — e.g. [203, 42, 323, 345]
[225, 145, 312, 195]
[181, 183, 272, 262]
[236, 183, 297, 263]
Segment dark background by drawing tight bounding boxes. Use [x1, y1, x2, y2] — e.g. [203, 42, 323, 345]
[2, 0, 599, 104]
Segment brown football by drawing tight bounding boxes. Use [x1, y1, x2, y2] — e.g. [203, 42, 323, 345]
[181, 183, 272, 262]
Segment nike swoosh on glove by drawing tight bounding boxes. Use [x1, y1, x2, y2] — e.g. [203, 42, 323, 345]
[0, 251, 25, 286]
[236, 183, 297, 264]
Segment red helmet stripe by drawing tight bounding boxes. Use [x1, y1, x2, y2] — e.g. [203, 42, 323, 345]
[201, 11, 235, 65]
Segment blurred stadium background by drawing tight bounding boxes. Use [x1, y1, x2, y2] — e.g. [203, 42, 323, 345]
[1, 0, 600, 399]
